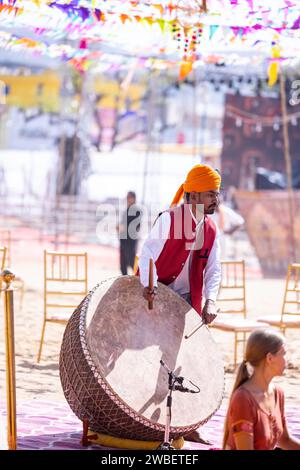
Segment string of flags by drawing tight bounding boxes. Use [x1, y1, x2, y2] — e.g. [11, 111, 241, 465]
[0, 1, 299, 82]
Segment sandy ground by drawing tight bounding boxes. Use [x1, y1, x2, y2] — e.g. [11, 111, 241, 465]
[0, 223, 299, 441]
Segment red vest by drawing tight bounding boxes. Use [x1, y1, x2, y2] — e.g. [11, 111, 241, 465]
[155, 205, 217, 315]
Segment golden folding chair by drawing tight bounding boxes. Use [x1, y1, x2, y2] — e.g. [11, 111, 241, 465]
[258, 263, 300, 334]
[0, 230, 25, 310]
[211, 260, 268, 368]
[216, 260, 247, 317]
[37, 250, 88, 363]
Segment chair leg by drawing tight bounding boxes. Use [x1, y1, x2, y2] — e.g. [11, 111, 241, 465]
[242, 332, 246, 357]
[19, 280, 25, 311]
[37, 319, 47, 363]
[234, 332, 238, 370]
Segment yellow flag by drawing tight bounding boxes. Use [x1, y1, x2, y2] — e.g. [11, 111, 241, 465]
[268, 44, 280, 87]
[268, 62, 278, 87]
[144, 17, 154, 26]
[157, 19, 165, 32]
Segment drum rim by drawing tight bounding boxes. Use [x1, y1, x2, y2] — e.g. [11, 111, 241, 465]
[79, 277, 225, 433]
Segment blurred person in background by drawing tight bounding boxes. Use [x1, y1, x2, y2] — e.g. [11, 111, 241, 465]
[116, 191, 141, 275]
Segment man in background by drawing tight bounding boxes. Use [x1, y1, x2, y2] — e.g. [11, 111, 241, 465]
[117, 191, 141, 275]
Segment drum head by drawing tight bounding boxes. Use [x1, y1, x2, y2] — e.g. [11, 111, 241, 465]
[85, 276, 224, 429]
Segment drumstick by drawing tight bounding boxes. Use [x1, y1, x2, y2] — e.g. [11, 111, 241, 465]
[185, 308, 220, 339]
[148, 258, 154, 310]
[185, 321, 204, 339]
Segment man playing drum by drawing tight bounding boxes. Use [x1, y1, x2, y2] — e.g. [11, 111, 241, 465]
[138, 164, 222, 443]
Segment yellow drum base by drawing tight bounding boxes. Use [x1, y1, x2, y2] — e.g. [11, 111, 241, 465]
[86, 429, 185, 450]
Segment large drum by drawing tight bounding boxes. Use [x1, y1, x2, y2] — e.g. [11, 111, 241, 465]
[59, 276, 224, 441]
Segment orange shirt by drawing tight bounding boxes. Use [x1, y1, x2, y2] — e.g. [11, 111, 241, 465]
[226, 386, 286, 450]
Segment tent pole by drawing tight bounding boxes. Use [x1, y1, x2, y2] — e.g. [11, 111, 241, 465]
[279, 70, 296, 261]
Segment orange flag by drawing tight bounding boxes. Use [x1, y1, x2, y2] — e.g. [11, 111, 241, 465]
[120, 14, 131, 24]
[179, 61, 193, 80]
[153, 4, 164, 16]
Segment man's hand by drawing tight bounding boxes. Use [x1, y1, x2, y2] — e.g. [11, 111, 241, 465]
[143, 286, 157, 303]
[201, 299, 217, 324]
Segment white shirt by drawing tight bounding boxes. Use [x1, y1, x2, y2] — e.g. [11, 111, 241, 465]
[138, 207, 221, 301]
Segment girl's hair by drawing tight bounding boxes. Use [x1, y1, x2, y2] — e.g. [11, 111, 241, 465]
[222, 328, 285, 449]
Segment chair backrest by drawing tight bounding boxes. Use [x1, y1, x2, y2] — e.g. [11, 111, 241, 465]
[0, 230, 10, 267]
[44, 250, 88, 318]
[217, 260, 246, 317]
[281, 263, 300, 320]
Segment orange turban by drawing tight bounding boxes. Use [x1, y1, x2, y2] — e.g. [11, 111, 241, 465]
[170, 164, 221, 207]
